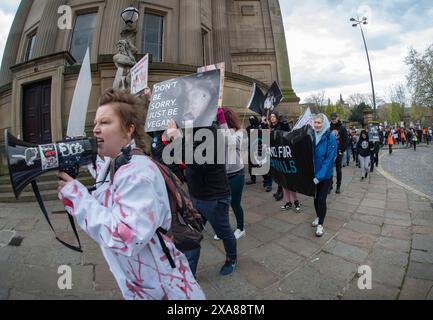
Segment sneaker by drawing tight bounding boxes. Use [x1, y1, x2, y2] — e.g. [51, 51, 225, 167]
[265, 186, 272, 192]
[361, 177, 364, 181]
[316, 225, 324, 237]
[234, 229, 246, 240]
[220, 259, 237, 276]
[273, 192, 283, 201]
[312, 218, 319, 227]
[213, 234, 220, 241]
[281, 202, 293, 210]
[294, 201, 300, 212]
[246, 179, 256, 185]
[335, 187, 341, 194]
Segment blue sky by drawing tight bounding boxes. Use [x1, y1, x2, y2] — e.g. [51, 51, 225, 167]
[1, 0, 432, 103]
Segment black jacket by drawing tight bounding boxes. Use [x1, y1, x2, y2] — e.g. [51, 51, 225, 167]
[356, 131, 373, 157]
[184, 123, 230, 200]
[330, 120, 348, 154]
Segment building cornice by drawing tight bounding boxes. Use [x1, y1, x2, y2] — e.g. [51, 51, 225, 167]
[10, 51, 76, 73]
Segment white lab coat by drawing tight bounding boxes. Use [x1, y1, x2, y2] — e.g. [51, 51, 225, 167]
[59, 152, 205, 300]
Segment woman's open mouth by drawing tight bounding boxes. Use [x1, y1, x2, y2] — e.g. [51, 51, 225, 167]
[96, 138, 104, 146]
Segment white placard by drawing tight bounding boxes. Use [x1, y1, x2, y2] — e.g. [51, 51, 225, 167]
[131, 54, 149, 95]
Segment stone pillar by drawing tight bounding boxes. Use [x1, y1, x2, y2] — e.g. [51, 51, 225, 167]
[179, 0, 203, 66]
[31, 0, 68, 59]
[363, 110, 374, 125]
[212, 0, 232, 71]
[0, 0, 34, 86]
[267, 0, 299, 103]
[99, 0, 137, 54]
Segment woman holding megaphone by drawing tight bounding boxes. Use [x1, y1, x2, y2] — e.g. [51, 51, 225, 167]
[57, 88, 205, 300]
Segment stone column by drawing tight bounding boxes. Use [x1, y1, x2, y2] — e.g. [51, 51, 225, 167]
[0, 0, 34, 86]
[31, 0, 68, 59]
[99, 0, 136, 54]
[179, 0, 203, 66]
[212, 0, 232, 71]
[267, 0, 299, 103]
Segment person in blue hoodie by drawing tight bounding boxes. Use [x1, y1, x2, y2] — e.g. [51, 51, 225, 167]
[311, 114, 337, 237]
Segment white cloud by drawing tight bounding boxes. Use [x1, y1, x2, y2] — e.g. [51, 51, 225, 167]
[282, 0, 433, 104]
[0, 9, 15, 65]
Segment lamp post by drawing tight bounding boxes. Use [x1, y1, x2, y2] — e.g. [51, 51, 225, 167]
[121, 5, 139, 25]
[350, 16, 377, 115]
[112, 5, 139, 92]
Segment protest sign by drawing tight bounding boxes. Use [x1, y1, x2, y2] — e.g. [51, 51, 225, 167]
[293, 107, 313, 131]
[368, 123, 380, 142]
[198, 62, 225, 108]
[131, 54, 148, 95]
[145, 69, 220, 132]
[269, 126, 316, 197]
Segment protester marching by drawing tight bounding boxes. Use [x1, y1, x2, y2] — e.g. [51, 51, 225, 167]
[5, 63, 432, 300]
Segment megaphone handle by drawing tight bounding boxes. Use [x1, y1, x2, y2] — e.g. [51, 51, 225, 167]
[31, 180, 83, 253]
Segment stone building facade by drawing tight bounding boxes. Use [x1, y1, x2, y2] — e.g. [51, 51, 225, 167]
[0, 0, 299, 172]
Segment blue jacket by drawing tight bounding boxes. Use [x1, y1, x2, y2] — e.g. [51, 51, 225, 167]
[313, 130, 337, 182]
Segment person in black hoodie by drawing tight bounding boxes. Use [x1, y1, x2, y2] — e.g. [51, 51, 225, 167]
[269, 111, 291, 200]
[356, 130, 373, 181]
[329, 113, 348, 193]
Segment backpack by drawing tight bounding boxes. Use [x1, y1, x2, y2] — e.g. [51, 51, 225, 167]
[109, 147, 204, 268]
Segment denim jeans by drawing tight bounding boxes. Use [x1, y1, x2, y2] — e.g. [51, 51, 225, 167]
[263, 174, 272, 188]
[181, 247, 201, 278]
[191, 195, 237, 262]
[344, 148, 350, 164]
[228, 173, 245, 231]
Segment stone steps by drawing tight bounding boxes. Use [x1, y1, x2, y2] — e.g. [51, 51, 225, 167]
[0, 171, 95, 203]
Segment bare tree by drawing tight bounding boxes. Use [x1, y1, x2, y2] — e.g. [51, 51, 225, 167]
[405, 44, 433, 108]
[305, 90, 326, 112]
[388, 83, 408, 107]
[347, 93, 367, 107]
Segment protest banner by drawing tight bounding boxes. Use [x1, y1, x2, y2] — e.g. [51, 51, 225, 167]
[368, 123, 380, 142]
[145, 69, 220, 132]
[247, 83, 265, 116]
[131, 54, 148, 95]
[198, 62, 225, 108]
[269, 126, 316, 197]
[247, 81, 283, 117]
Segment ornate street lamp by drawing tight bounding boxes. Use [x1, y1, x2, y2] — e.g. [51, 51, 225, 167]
[121, 5, 139, 25]
[350, 16, 377, 114]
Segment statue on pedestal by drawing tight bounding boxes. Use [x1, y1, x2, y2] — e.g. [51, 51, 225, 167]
[112, 22, 138, 92]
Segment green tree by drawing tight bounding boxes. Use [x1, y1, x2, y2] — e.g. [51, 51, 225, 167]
[349, 102, 370, 126]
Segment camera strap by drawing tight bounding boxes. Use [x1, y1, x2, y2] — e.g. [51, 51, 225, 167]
[31, 180, 83, 253]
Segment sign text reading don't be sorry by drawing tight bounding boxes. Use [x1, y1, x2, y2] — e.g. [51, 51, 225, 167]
[145, 70, 221, 132]
[145, 80, 180, 132]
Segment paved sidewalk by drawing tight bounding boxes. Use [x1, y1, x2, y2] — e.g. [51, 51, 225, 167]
[1, 153, 433, 300]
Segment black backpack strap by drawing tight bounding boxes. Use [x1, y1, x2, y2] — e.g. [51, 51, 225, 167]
[156, 227, 176, 268]
[31, 181, 82, 252]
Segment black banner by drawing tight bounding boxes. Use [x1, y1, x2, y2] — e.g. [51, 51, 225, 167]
[269, 126, 316, 197]
[145, 69, 220, 132]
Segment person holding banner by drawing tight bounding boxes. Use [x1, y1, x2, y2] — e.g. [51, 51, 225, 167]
[311, 114, 337, 237]
[57, 89, 205, 300]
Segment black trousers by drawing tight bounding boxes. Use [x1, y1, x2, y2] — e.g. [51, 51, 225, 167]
[388, 144, 393, 154]
[333, 154, 343, 188]
[314, 179, 332, 225]
[370, 151, 378, 171]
